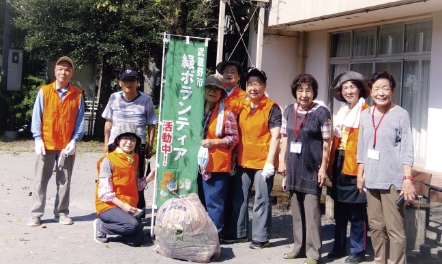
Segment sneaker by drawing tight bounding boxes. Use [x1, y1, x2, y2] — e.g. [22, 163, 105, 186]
[221, 235, 248, 243]
[54, 215, 73, 225]
[249, 240, 270, 249]
[93, 219, 108, 243]
[327, 249, 347, 259]
[27, 217, 41, 226]
[345, 253, 365, 263]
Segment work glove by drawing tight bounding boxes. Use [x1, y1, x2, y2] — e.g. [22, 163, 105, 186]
[63, 140, 76, 155]
[35, 139, 46, 156]
[261, 162, 275, 181]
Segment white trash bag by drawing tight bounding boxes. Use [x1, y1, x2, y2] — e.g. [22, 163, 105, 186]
[154, 193, 220, 263]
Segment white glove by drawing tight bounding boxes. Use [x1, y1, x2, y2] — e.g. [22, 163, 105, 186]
[35, 140, 46, 156]
[261, 162, 275, 180]
[63, 140, 76, 155]
[282, 177, 287, 192]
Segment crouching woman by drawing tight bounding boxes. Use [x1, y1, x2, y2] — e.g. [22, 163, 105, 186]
[94, 123, 156, 246]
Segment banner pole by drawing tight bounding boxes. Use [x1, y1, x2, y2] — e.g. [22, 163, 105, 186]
[151, 32, 169, 236]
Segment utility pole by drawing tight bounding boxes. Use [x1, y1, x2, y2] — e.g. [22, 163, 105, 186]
[216, 0, 227, 64]
[255, 0, 268, 69]
[0, 0, 11, 132]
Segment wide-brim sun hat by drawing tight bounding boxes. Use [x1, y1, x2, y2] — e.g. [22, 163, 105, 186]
[205, 74, 227, 99]
[216, 61, 243, 75]
[330, 71, 370, 102]
[113, 123, 141, 147]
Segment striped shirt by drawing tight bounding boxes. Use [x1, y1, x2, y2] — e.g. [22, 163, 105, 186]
[102, 91, 158, 144]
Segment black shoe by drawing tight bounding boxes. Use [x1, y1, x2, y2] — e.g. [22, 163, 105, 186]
[345, 253, 365, 263]
[327, 249, 347, 258]
[249, 240, 269, 249]
[221, 235, 248, 243]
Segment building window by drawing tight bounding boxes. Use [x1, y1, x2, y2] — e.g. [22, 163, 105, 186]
[329, 20, 432, 161]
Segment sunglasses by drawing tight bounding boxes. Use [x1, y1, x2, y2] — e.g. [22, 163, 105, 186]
[121, 77, 137, 83]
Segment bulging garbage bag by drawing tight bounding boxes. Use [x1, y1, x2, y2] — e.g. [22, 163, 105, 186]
[154, 193, 220, 263]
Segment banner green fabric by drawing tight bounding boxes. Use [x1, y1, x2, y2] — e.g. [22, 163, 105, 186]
[156, 37, 207, 207]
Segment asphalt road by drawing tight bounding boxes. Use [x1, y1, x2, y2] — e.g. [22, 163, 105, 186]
[0, 151, 439, 263]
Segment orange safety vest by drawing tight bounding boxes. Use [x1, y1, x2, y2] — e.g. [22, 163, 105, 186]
[237, 96, 277, 169]
[41, 82, 82, 150]
[327, 103, 370, 176]
[205, 102, 231, 173]
[95, 151, 139, 215]
[224, 87, 247, 117]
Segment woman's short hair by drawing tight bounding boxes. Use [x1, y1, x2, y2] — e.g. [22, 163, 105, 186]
[368, 70, 396, 90]
[290, 74, 318, 100]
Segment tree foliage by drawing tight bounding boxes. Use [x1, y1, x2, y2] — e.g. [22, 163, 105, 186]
[11, 0, 219, 139]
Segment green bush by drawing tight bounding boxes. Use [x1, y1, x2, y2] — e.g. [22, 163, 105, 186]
[6, 77, 46, 130]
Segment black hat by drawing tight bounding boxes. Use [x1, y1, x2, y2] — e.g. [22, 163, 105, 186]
[246, 67, 267, 83]
[331, 71, 370, 102]
[216, 61, 243, 75]
[119, 67, 139, 80]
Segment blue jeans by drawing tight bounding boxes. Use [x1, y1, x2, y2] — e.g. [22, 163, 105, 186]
[201, 172, 229, 234]
[99, 207, 144, 247]
[230, 167, 274, 242]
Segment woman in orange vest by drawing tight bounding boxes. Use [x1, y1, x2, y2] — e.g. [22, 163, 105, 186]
[197, 74, 239, 236]
[94, 123, 156, 246]
[223, 68, 281, 249]
[326, 72, 370, 263]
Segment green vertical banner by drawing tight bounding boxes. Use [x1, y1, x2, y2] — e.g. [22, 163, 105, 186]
[156, 37, 208, 207]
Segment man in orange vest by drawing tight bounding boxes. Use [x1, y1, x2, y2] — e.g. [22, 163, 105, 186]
[216, 61, 247, 237]
[28, 56, 85, 226]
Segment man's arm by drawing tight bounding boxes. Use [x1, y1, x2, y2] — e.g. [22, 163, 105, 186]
[31, 90, 44, 140]
[145, 124, 156, 159]
[71, 95, 85, 143]
[104, 119, 112, 153]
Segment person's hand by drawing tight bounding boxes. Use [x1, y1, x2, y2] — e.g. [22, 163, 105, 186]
[261, 162, 275, 181]
[400, 179, 416, 203]
[103, 144, 108, 155]
[35, 140, 46, 156]
[357, 174, 365, 194]
[145, 144, 153, 159]
[317, 168, 327, 187]
[63, 140, 76, 155]
[121, 203, 138, 214]
[200, 139, 215, 148]
[145, 168, 157, 184]
[281, 177, 287, 192]
[278, 160, 286, 177]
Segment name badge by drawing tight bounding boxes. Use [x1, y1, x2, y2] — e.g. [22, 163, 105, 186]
[368, 149, 380, 160]
[290, 141, 302, 154]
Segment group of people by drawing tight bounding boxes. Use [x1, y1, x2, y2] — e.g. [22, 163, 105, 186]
[27, 56, 416, 264]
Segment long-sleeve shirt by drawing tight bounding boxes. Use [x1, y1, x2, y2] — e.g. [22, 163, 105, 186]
[97, 157, 148, 202]
[356, 106, 414, 190]
[203, 106, 239, 149]
[31, 83, 85, 143]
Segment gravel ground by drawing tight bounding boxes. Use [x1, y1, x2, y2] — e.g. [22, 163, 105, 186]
[0, 139, 440, 263]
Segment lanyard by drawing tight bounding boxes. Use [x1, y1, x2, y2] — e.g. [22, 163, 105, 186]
[371, 103, 390, 149]
[294, 104, 309, 141]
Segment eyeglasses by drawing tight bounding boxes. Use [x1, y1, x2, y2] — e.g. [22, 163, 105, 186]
[222, 70, 238, 75]
[120, 136, 137, 142]
[246, 81, 263, 88]
[371, 87, 392, 92]
[121, 77, 137, 83]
